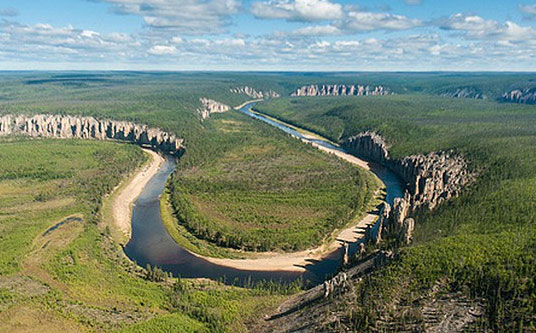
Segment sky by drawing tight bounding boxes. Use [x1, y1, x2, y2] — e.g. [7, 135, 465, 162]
[0, 0, 535, 71]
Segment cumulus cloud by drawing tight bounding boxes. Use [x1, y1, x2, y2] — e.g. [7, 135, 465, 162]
[1, 8, 536, 71]
[251, 0, 343, 21]
[252, 0, 422, 34]
[286, 25, 341, 36]
[439, 13, 536, 42]
[148, 45, 177, 55]
[99, 0, 240, 34]
[0, 21, 141, 61]
[342, 11, 422, 31]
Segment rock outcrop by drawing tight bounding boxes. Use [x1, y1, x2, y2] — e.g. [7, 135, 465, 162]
[230, 86, 280, 99]
[198, 98, 230, 119]
[346, 131, 389, 162]
[291, 84, 391, 97]
[397, 152, 475, 210]
[346, 131, 476, 245]
[346, 132, 475, 211]
[368, 196, 414, 246]
[500, 88, 536, 104]
[440, 87, 486, 99]
[0, 114, 183, 154]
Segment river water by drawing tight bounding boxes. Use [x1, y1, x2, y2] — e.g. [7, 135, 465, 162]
[124, 102, 404, 286]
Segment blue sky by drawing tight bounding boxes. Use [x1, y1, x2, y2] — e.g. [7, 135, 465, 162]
[1, 0, 535, 70]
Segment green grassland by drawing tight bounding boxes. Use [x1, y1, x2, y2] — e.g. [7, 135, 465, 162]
[0, 138, 293, 332]
[256, 94, 536, 331]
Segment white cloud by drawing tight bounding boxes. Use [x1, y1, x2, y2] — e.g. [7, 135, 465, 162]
[148, 45, 177, 55]
[405, 0, 423, 5]
[81, 30, 100, 38]
[288, 25, 341, 36]
[343, 11, 422, 31]
[99, 0, 240, 35]
[0, 21, 141, 61]
[1, 10, 536, 71]
[171, 36, 184, 44]
[439, 13, 536, 42]
[251, 0, 343, 21]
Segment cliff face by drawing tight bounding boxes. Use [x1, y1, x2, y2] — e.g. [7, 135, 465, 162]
[346, 132, 475, 211]
[230, 86, 280, 99]
[346, 132, 476, 245]
[0, 114, 183, 154]
[501, 88, 536, 104]
[291, 84, 391, 97]
[440, 87, 487, 100]
[198, 98, 230, 119]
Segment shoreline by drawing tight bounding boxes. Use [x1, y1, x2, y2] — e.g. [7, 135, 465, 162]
[111, 148, 164, 239]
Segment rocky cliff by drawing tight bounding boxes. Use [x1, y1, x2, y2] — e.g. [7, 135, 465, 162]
[347, 132, 476, 245]
[0, 114, 183, 154]
[500, 88, 536, 104]
[346, 132, 475, 211]
[230, 86, 280, 99]
[198, 98, 230, 119]
[440, 87, 487, 99]
[291, 84, 391, 97]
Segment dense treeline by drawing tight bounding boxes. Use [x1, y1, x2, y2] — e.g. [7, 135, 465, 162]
[257, 94, 536, 330]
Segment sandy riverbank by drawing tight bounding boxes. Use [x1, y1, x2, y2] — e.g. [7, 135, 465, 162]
[197, 210, 380, 272]
[112, 149, 164, 239]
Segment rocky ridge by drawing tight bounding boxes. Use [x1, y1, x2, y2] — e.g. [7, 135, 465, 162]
[0, 114, 183, 154]
[198, 98, 230, 119]
[440, 87, 487, 99]
[230, 86, 280, 99]
[291, 84, 391, 97]
[501, 88, 536, 104]
[346, 131, 476, 244]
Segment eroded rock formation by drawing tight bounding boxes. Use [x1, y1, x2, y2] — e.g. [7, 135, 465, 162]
[347, 131, 476, 245]
[501, 88, 536, 104]
[440, 87, 487, 99]
[230, 86, 280, 99]
[346, 132, 475, 211]
[198, 98, 230, 119]
[0, 114, 183, 154]
[291, 84, 391, 97]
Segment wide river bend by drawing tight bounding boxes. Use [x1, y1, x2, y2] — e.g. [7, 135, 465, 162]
[124, 102, 405, 286]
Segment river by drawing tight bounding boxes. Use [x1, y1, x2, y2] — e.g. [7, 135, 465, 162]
[124, 102, 405, 287]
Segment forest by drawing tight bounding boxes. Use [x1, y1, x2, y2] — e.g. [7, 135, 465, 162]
[1, 72, 536, 331]
[169, 110, 378, 252]
[255, 93, 536, 331]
